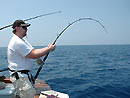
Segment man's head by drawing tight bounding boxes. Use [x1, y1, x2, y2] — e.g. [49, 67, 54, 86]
[12, 20, 30, 37]
[12, 20, 30, 33]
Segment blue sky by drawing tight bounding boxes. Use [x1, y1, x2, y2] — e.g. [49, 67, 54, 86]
[0, 0, 130, 47]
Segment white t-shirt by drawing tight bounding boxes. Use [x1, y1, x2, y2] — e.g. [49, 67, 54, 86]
[8, 34, 34, 71]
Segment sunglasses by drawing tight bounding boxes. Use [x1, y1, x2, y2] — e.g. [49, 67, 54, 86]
[20, 26, 27, 30]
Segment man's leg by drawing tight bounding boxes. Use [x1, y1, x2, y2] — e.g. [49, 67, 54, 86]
[11, 77, 36, 98]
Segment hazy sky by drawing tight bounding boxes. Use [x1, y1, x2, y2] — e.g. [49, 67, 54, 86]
[0, 0, 130, 47]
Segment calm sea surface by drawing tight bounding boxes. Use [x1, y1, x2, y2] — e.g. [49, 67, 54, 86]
[0, 45, 130, 98]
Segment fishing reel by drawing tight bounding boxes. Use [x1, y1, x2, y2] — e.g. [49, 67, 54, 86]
[36, 58, 43, 65]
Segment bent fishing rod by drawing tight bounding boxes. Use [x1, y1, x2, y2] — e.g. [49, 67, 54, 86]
[0, 11, 61, 31]
[34, 17, 108, 81]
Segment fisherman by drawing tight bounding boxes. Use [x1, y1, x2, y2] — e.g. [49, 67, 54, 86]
[8, 20, 56, 98]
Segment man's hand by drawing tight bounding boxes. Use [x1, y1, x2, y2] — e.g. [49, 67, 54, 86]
[48, 43, 56, 51]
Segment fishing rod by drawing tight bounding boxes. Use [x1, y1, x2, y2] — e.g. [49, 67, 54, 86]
[34, 17, 108, 81]
[0, 11, 61, 31]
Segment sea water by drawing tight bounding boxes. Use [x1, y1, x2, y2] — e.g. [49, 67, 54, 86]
[0, 45, 130, 98]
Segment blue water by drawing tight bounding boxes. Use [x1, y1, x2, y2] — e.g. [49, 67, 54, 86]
[0, 45, 130, 98]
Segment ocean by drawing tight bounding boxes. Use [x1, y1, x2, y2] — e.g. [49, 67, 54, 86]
[0, 45, 130, 98]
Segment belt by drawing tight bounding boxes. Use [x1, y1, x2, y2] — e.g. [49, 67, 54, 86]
[10, 69, 34, 84]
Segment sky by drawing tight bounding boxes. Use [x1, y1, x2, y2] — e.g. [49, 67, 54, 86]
[0, 0, 130, 47]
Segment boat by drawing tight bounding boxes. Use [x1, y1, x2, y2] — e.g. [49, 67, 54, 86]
[0, 75, 69, 98]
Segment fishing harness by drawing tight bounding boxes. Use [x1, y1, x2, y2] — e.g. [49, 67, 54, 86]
[9, 69, 35, 84]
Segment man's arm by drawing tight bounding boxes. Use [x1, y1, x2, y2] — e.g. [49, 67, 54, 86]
[26, 44, 55, 59]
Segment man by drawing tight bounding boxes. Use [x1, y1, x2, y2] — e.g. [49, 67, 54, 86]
[8, 20, 56, 98]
